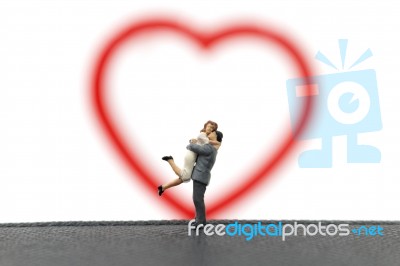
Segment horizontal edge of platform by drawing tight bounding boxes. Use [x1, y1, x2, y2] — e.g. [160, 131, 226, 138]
[1, 219, 399, 228]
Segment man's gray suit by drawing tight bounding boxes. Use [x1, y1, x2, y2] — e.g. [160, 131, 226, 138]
[186, 143, 218, 224]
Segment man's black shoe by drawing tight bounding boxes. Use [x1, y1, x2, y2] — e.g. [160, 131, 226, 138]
[191, 222, 206, 230]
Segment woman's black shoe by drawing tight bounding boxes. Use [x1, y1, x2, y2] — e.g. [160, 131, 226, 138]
[162, 156, 173, 161]
[158, 185, 164, 196]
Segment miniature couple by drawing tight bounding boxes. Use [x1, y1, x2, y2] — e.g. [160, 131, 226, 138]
[158, 120, 223, 226]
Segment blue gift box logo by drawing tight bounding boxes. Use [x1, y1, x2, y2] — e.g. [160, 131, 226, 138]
[286, 39, 382, 168]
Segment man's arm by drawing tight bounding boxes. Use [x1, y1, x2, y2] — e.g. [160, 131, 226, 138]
[186, 143, 212, 155]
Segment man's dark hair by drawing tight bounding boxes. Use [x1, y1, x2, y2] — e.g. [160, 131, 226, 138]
[216, 131, 223, 142]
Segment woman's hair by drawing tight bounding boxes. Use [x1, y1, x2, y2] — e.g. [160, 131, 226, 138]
[200, 120, 218, 132]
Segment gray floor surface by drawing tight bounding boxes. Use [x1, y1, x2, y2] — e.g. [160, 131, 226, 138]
[0, 220, 399, 266]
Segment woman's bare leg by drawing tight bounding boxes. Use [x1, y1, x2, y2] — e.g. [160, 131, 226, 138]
[159, 158, 184, 192]
[162, 178, 183, 191]
[166, 159, 182, 177]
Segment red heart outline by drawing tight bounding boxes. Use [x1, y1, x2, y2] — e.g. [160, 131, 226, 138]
[91, 18, 315, 218]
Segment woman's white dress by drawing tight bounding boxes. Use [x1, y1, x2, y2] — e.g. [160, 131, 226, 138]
[180, 132, 209, 182]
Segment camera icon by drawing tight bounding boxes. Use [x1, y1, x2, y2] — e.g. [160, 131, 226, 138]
[286, 69, 382, 168]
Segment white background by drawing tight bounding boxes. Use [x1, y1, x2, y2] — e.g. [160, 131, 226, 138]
[0, 0, 399, 223]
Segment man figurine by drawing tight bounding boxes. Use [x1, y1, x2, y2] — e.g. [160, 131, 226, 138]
[186, 130, 223, 228]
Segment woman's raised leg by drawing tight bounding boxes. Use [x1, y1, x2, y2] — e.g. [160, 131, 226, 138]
[162, 178, 183, 191]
